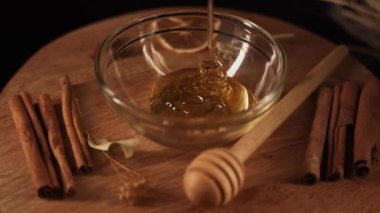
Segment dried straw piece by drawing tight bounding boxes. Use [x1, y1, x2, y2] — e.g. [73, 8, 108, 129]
[103, 152, 147, 205]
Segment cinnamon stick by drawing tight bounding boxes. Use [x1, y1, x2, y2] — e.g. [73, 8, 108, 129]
[332, 82, 360, 179]
[8, 95, 53, 198]
[60, 75, 90, 174]
[304, 87, 333, 185]
[354, 78, 380, 177]
[326, 85, 341, 180]
[39, 94, 75, 197]
[71, 92, 93, 171]
[19, 91, 60, 193]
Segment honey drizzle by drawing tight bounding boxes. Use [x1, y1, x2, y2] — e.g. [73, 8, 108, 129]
[208, 0, 214, 51]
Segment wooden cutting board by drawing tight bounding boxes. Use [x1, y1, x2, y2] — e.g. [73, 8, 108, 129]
[1, 7, 379, 212]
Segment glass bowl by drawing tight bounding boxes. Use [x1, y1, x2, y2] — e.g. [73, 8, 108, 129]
[95, 11, 287, 150]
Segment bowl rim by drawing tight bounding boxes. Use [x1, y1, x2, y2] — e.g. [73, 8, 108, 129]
[94, 10, 287, 128]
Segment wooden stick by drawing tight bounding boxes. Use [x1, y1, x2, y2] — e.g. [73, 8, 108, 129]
[183, 45, 350, 207]
[354, 78, 380, 177]
[39, 94, 75, 197]
[71, 92, 93, 171]
[19, 91, 60, 192]
[326, 85, 341, 180]
[60, 75, 89, 174]
[230, 45, 349, 163]
[333, 82, 359, 179]
[304, 87, 333, 185]
[8, 95, 53, 198]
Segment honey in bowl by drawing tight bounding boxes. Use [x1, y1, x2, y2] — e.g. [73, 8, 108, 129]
[149, 0, 258, 117]
[149, 58, 258, 117]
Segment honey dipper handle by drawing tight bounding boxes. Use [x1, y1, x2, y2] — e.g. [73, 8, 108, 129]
[231, 45, 349, 162]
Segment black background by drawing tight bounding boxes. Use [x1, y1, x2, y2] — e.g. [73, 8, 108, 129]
[1, 0, 377, 90]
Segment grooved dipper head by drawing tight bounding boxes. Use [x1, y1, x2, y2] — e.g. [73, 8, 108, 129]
[183, 148, 245, 207]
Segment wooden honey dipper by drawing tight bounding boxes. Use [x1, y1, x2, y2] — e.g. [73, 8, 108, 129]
[183, 45, 349, 207]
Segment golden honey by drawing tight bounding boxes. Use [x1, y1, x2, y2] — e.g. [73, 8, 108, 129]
[149, 0, 257, 117]
[150, 59, 257, 117]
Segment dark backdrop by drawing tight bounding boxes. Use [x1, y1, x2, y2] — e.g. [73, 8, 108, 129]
[1, 0, 376, 90]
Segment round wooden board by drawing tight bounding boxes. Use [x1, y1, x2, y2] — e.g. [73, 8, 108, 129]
[1, 7, 378, 212]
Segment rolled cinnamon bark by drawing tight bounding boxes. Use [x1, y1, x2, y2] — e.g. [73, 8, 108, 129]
[332, 82, 360, 179]
[19, 91, 60, 192]
[326, 85, 341, 180]
[39, 94, 75, 197]
[71, 93, 93, 172]
[304, 87, 333, 185]
[60, 75, 90, 174]
[8, 95, 53, 198]
[354, 78, 380, 177]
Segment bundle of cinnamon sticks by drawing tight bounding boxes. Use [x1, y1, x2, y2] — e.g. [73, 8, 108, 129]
[8, 75, 93, 198]
[304, 78, 380, 185]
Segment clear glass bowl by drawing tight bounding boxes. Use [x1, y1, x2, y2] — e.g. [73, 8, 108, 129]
[95, 11, 287, 150]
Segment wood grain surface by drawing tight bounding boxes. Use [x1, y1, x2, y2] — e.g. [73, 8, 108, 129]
[1, 7, 379, 213]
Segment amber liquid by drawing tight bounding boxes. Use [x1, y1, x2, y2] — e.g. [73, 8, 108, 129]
[149, 0, 257, 117]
